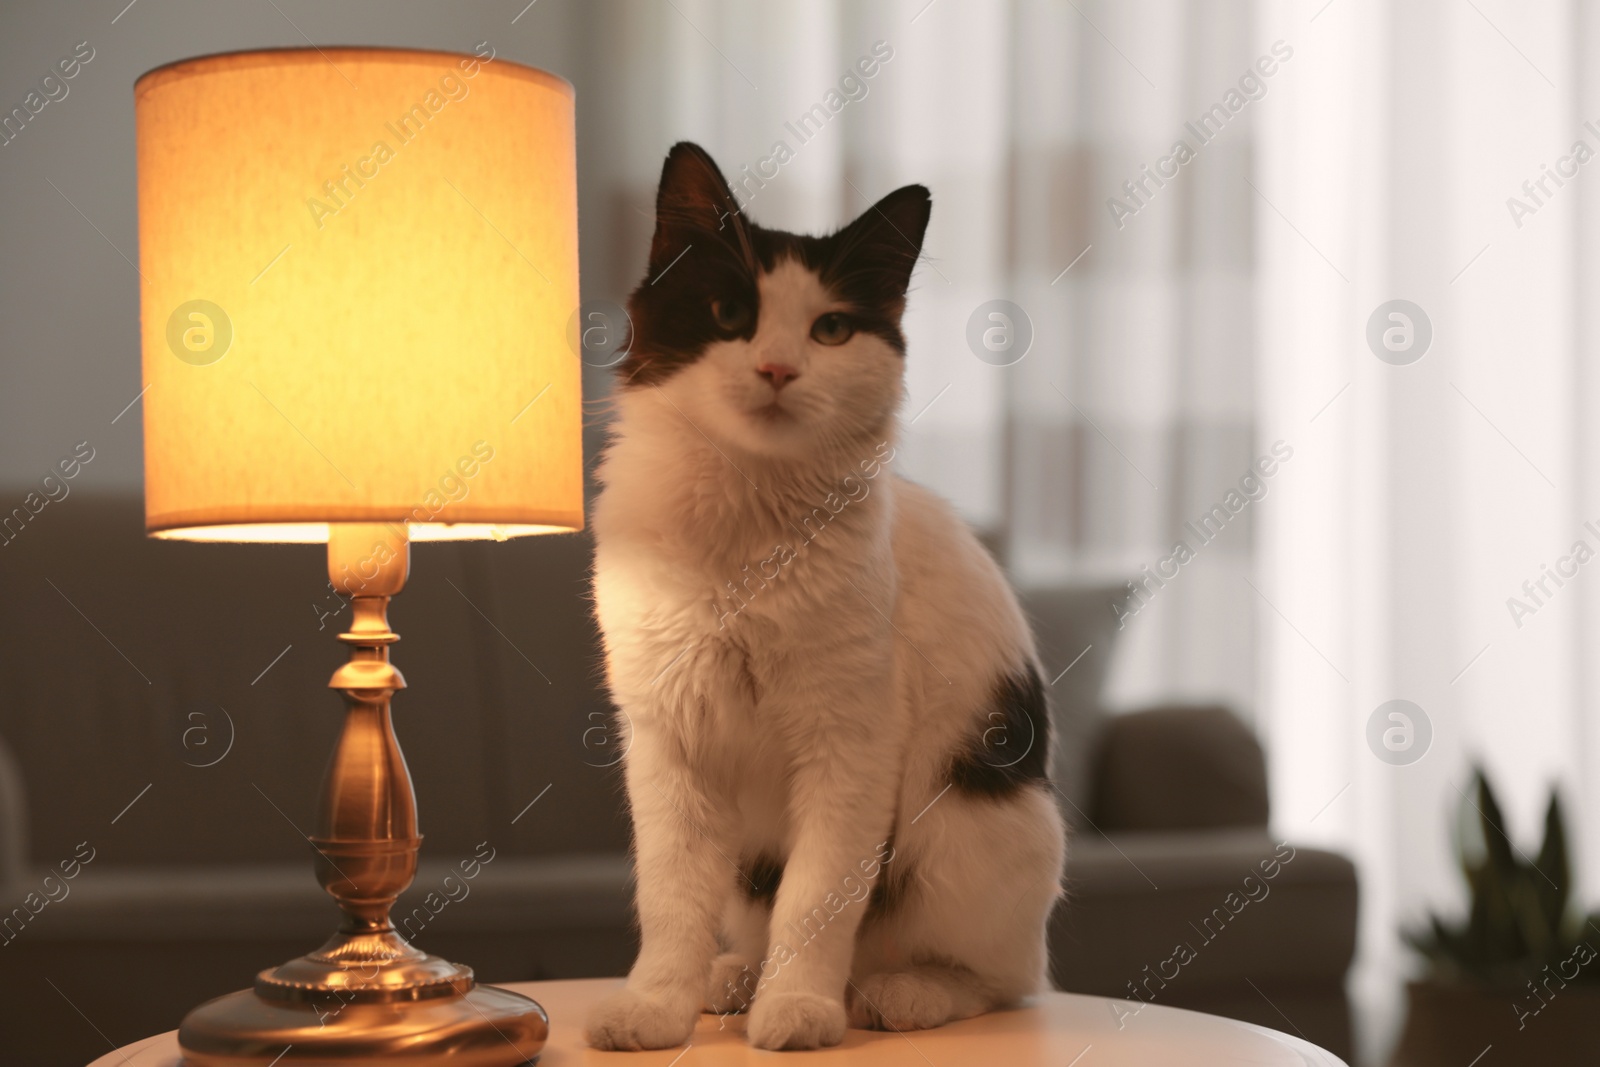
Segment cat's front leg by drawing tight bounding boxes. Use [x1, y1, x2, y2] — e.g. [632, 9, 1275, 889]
[746, 683, 902, 1050]
[585, 716, 735, 1050]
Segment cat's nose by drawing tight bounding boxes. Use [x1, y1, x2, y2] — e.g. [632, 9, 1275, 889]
[756, 362, 799, 390]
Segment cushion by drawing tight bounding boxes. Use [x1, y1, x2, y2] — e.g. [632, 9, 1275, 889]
[1091, 705, 1269, 831]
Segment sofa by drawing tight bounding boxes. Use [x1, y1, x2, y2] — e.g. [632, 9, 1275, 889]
[0, 497, 1356, 1065]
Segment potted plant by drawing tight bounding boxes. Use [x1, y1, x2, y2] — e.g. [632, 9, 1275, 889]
[1389, 768, 1600, 1066]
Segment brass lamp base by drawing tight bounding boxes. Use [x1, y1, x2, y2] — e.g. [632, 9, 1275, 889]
[179, 982, 547, 1067]
[178, 524, 546, 1066]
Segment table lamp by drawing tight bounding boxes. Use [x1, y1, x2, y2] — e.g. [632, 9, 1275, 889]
[134, 47, 581, 1065]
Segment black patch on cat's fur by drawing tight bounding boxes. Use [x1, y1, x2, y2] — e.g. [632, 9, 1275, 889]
[947, 665, 1052, 797]
[620, 141, 932, 387]
[740, 853, 784, 904]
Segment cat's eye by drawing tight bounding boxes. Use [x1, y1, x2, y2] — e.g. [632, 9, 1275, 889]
[711, 298, 753, 333]
[810, 312, 855, 346]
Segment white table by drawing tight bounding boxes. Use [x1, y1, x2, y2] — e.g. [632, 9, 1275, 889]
[91, 976, 1347, 1066]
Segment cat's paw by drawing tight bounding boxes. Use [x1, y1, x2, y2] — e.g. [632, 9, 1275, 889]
[746, 991, 846, 1050]
[706, 952, 761, 1013]
[848, 971, 958, 1031]
[584, 986, 698, 1050]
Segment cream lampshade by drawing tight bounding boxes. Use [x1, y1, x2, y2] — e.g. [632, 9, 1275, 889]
[137, 46, 582, 543]
[134, 47, 582, 1066]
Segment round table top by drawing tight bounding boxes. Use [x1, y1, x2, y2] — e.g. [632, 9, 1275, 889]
[91, 977, 1346, 1067]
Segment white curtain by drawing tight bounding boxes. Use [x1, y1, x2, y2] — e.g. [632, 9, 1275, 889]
[1004, 0, 1260, 717]
[1255, 0, 1600, 1061]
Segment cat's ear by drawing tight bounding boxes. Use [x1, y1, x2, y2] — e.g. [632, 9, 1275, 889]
[829, 184, 932, 303]
[648, 142, 750, 276]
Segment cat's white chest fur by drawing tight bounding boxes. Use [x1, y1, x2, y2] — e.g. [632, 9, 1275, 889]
[594, 440, 903, 857]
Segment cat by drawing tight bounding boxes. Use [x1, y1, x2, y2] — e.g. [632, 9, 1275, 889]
[585, 142, 1066, 1052]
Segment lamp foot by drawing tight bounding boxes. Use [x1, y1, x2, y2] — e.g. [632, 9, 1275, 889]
[178, 980, 547, 1067]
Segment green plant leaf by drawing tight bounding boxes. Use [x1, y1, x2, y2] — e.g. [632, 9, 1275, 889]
[1412, 766, 1586, 984]
[1476, 771, 1517, 883]
[1535, 791, 1571, 935]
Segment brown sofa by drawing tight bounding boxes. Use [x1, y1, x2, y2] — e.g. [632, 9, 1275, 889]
[0, 498, 1356, 1065]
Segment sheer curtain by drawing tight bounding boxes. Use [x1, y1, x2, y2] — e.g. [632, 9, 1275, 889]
[1005, 0, 1260, 717]
[1255, 0, 1600, 1061]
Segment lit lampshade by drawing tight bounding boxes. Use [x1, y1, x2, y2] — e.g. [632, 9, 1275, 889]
[135, 47, 582, 542]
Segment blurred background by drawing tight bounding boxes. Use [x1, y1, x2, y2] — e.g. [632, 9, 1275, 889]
[3, 1, 1598, 1065]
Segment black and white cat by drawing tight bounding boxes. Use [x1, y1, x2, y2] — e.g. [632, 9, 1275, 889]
[585, 142, 1065, 1052]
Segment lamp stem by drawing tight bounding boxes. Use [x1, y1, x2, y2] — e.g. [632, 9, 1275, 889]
[315, 528, 418, 936]
[178, 523, 548, 1065]
[254, 523, 475, 1003]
